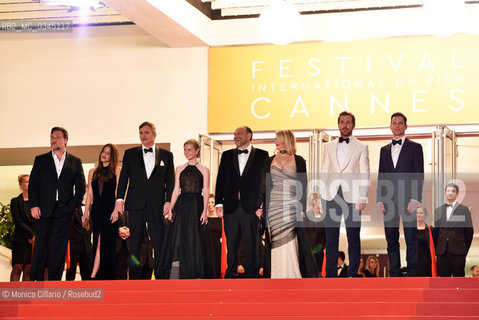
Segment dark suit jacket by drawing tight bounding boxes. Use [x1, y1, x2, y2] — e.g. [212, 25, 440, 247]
[377, 138, 424, 204]
[338, 264, 348, 278]
[434, 203, 474, 256]
[10, 194, 35, 245]
[215, 147, 268, 215]
[117, 146, 175, 211]
[28, 151, 86, 217]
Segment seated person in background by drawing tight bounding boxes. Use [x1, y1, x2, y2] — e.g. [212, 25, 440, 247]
[470, 265, 479, 278]
[357, 257, 365, 277]
[66, 204, 93, 281]
[434, 183, 474, 277]
[416, 206, 437, 277]
[116, 211, 153, 280]
[363, 255, 380, 277]
[337, 251, 348, 278]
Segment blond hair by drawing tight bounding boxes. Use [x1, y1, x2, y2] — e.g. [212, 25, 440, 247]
[184, 139, 201, 158]
[365, 255, 380, 277]
[275, 129, 296, 154]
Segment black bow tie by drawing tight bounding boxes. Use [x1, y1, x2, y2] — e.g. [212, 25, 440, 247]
[392, 139, 402, 146]
[446, 203, 453, 207]
[339, 137, 350, 144]
[237, 149, 249, 154]
[337, 266, 343, 270]
[144, 147, 153, 154]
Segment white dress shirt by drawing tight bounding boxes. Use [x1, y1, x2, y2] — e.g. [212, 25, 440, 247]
[143, 145, 156, 179]
[238, 144, 252, 176]
[52, 150, 66, 201]
[336, 137, 352, 170]
[446, 201, 457, 221]
[391, 136, 406, 168]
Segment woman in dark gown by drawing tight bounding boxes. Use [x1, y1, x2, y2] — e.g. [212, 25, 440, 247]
[416, 206, 437, 277]
[10, 174, 35, 281]
[82, 144, 121, 280]
[162, 139, 210, 279]
[206, 193, 223, 278]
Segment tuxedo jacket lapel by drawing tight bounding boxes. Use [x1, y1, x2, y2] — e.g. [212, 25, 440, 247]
[242, 147, 256, 177]
[331, 140, 341, 173]
[49, 153, 58, 179]
[150, 146, 160, 178]
[395, 138, 410, 171]
[384, 143, 394, 171]
[340, 137, 357, 172]
[138, 147, 148, 179]
[233, 149, 240, 177]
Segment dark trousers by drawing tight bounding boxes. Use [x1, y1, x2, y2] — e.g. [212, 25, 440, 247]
[437, 249, 466, 277]
[383, 202, 418, 277]
[223, 205, 259, 278]
[128, 209, 164, 279]
[323, 189, 361, 278]
[31, 205, 73, 281]
[65, 242, 93, 281]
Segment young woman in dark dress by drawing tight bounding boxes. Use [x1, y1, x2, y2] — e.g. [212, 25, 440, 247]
[416, 206, 437, 277]
[10, 174, 35, 281]
[162, 139, 210, 279]
[206, 193, 223, 278]
[82, 144, 121, 280]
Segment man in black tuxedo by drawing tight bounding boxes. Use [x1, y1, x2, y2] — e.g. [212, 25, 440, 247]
[434, 183, 474, 277]
[377, 112, 424, 277]
[215, 126, 268, 278]
[29, 127, 86, 281]
[116, 121, 174, 279]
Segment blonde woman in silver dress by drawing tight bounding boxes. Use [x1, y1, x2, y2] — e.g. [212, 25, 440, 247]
[258, 130, 317, 278]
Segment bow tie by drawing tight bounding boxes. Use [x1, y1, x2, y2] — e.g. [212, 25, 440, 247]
[237, 149, 249, 155]
[446, 203, 453, 207]
[144, 147, 153, 154]
[338, 137, 350, 144]
[392, 139, 402, 146]
[337, 265, 343, 270]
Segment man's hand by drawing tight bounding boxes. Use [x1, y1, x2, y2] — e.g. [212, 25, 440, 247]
[216, 207, 224, 218]
[163, 202, 171, 216]
[31, 207, 41, 219]
[81, 213, 89, 225]
[116, 201, 124, 214]
[407, 200, 419, 214]
[356, 199, 367, 211]
[119, 226, 130, 240]
[377, 202, 385, 215]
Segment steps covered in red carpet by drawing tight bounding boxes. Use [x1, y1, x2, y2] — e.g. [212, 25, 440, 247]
[1, 278, 478, 319]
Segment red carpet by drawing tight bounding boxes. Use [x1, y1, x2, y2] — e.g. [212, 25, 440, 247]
[1, 278, 478, 319]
